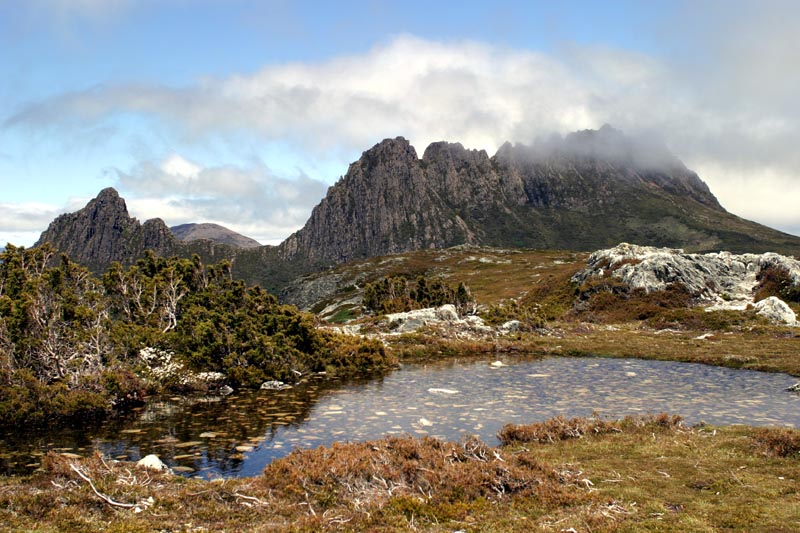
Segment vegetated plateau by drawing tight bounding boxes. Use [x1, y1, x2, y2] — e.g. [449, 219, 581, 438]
[1, 240, 799, 531]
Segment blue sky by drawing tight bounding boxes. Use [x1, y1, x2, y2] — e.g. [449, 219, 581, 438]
[2, 0, 799, 246]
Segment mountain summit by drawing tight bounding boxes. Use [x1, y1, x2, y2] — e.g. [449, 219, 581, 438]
[34, 127, 800, 290]
[35, 187, 176, 270]
[279, 127, 796, 267]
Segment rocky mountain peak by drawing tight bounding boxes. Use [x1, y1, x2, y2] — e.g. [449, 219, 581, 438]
[35, 189, 176, 271]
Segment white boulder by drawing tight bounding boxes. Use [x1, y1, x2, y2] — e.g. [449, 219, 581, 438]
[753, 296, 798, 326]
[137, 454, 169, 471]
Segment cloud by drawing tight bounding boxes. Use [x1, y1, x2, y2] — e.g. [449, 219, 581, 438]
[3, 36, 603, 154]
[109, 154, 329, 245]
[5, 15, 800, 237]
[0, 199, 86, 247]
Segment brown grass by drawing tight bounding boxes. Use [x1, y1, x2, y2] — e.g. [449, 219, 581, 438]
[3, 417, 799, 532]
[498, 413, 682, 445]
[2, 416, 800, 532]
[753, 427, 800, 458]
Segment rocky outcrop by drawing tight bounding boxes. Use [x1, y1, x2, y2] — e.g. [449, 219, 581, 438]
[35, 188, 176, 271]
[171, 223, 261, 249]
[753, 297, 798, 326]
[280, 137, 475, 265]
[279, 127, 800, 268]
[35, 187, 241, 274]
[573, 243, 800, 323]
[380, 304, 492, 335]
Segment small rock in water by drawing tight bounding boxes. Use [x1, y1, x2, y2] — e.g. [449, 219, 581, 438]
[174, 441, 202, 448]
[218, 385, 234, 396]
[260, 380, 291, 391]
[490, 361, 506, 368]
[235, 445, 254, 452]
[199, 432, 217, 439]
[137, 454, 168, 471]
[418, 418, 433, 427]
[428, 388, 459, 395]
[59, 452, 82, 459]
[786, 382, 800, 392]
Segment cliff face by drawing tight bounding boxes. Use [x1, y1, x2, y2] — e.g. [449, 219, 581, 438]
[278, 126, 789, 268]
[280, 138, 475, 264]
[35, 188, 176, 271]
[35, 187, 244, 275]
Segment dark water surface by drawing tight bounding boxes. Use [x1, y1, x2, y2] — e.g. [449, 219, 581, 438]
[3, 355, 799, 478]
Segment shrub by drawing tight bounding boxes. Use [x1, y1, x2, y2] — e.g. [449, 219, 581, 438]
[753, 427, 800, 458]
[363, 275, 474, 315]
[497, 414, 682, 445]
[755, 265, 800, 303]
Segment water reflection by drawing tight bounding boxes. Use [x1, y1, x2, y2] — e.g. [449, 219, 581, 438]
[2, 356, 799, 478]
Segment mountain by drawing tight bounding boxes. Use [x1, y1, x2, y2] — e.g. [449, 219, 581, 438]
[34, 188, 241, 274]
[280, 126, 800, 265]
[171, 223, 262, 249]
[34, 127, 800, 292]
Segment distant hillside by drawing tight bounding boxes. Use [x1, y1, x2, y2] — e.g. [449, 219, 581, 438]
[34, 127, 800, 293]
[171, 223, 261, 249]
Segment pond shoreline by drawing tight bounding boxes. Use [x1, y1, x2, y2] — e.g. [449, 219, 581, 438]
[3, 351, 799, 480]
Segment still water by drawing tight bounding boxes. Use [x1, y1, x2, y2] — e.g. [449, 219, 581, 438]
[2, 355, 799, 478]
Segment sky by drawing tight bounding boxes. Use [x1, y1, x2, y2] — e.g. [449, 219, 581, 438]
[1, 0, 799, 247]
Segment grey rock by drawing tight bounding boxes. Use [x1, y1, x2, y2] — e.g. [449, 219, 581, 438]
[573, 243, 800, 310]
[136, 454, 169, 471]
[260, 380, 291, 391]
[753, 297, 798, 326]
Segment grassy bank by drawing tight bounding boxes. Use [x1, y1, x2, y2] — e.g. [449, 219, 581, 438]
[1, 415, 797, 532]
[387, 322, 800, 377]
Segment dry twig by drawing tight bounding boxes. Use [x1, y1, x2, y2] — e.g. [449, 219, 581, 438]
[69, 463, 145, 510]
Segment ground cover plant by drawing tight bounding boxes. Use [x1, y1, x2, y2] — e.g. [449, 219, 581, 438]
[2, 244, 799, 531]
[0, 414, 797, 532]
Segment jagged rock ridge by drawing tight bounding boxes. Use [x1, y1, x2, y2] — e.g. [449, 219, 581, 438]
[35, 188, 176, 271]
[35, 188, 248, 278]
[280, 126, 800, 266]
[171, 223, 261, 249]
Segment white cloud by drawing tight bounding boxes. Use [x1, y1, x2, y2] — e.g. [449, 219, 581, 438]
[0, 200, 85, 247]
[5, 16, 800, 239]
[111, 154, 329, 244]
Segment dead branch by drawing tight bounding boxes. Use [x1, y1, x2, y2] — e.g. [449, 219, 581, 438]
[69, 463, 143, 509]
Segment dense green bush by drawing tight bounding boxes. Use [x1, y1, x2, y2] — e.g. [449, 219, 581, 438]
[0, 245, 394, 425]
[362, 275, 474, 315]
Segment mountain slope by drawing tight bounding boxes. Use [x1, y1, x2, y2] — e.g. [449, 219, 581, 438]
[171, 223, 262, 249]
[35, 188, 243, 274]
